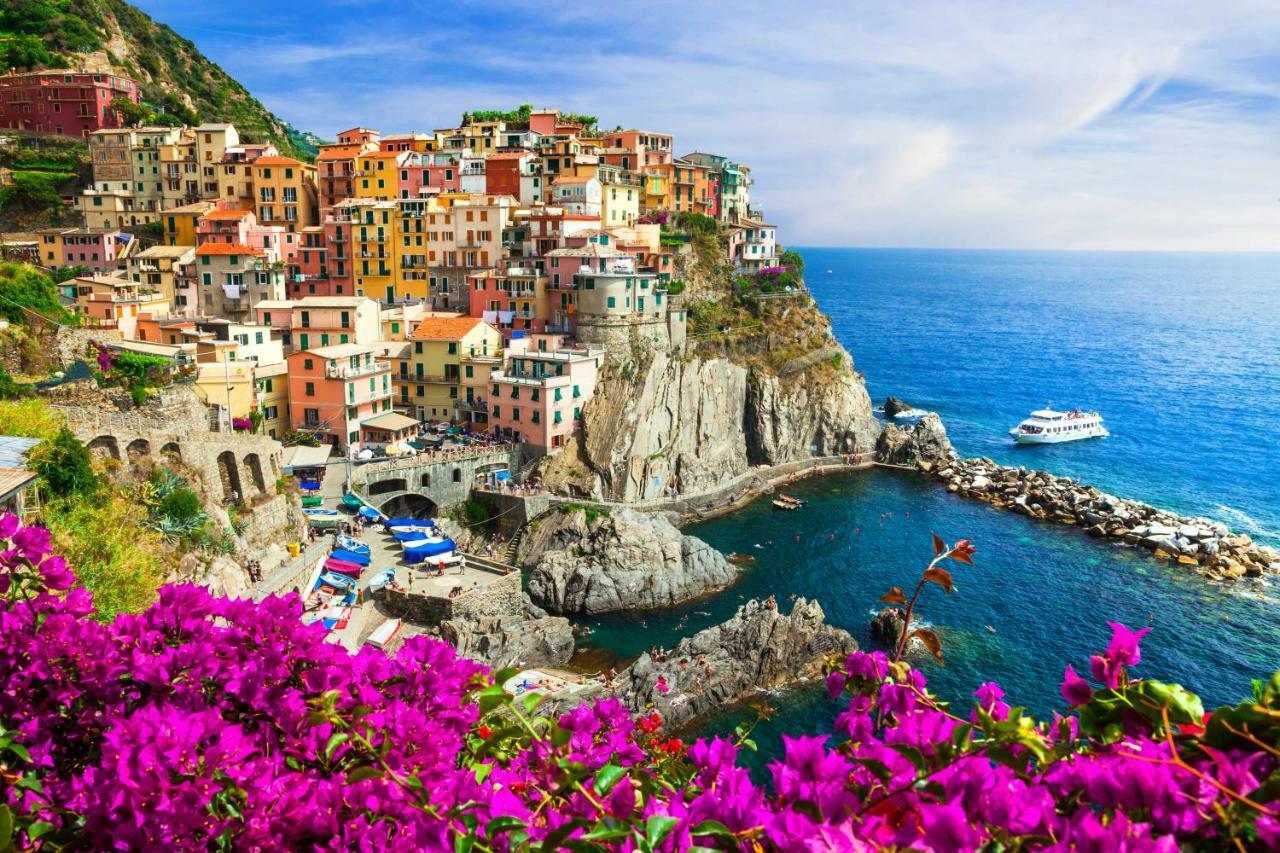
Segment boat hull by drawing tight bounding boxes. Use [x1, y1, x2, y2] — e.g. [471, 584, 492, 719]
[1014, 427, 1108, 445]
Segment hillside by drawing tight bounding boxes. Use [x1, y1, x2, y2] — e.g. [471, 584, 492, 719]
[0, 0, 320, 159]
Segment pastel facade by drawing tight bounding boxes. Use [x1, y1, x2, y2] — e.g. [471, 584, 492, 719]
[194, 243, 286, 322]
[291, 296, 382, 351]
[71, 274, 168, 337]
[287, 344, 395, 450]
[128, 245, 196, 317]
[37, 227, 133, 273]
[406, 317, 502, 422]
[251, 156, 317, 229]
[487, 334, 603, 449]
[468, 267, 549, 339]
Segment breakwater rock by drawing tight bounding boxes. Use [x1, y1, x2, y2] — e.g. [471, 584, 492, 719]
[876, 412, 956, 466]
[926, 457, 1280, 580]
[439, 613, 575, 670]
[616, 597, 856, 729]
[523, 506, 738, 615]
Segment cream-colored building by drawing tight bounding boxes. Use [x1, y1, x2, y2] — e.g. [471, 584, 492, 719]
[127, 245, 196, 317]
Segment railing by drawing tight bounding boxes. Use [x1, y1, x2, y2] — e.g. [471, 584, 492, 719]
[325, 360, 390, 379]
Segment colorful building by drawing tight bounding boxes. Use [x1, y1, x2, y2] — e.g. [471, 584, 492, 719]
[406, 316, 502, 422]
[468, 266, 549, 339]
[291, 296, 382, 351]
[287, 344, 394, 450]
[70, 274, 168, 337]
[251, 156, 317, 229]
[0, 69, 140, 137]
[36, 227, 133, 273]
[127, 245, 196, 317]
[487, 334, 603, 449]
[194, 242, 285, 322]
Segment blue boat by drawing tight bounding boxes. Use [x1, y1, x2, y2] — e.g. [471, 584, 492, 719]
[385, 516, 433, 529]
[392, 530, 431, 542]
[331, 547, 371, 567]
[404, 538, 457, 563]
[368, 568, 396, 591]
[358, 506, 382, 521]
[317, 571, 357, 591]
[336, 535, 370, 555]
[299, 479, 322, 492]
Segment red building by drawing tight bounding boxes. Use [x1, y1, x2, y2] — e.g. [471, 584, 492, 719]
[0, 70, 140, 138]
[484, 151, 528, 198]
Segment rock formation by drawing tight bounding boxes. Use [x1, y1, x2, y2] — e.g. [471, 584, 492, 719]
[883, 397, 913, 418]
[439, 614, 575, 670]
[615, 597, 856, 729]
[928, 456, 1280, 580]
[876, 412, 956, 466]
[869, 607, 906, 645]
[523, 507, 738, 614]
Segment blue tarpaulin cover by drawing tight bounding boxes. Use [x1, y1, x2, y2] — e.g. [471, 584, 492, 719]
[358, 506, 381, 520]
[331, 548, 371, 566]
[385, 517, 434, 528]
[404, 539, 457, 562]
[393, 530, 431, 542]
[298, 480, 321, 491]
[494, 470, 511, 481]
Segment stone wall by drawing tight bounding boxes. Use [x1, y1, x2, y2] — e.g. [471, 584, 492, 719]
[382, 569, 521, 626]
[353, 447, 525, 512]
[252, 539, 330, 602]
[53, 326, 121, 368]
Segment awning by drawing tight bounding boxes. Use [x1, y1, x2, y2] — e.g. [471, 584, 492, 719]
[283, 445, 333, 471]
[361, 412, 420, 432]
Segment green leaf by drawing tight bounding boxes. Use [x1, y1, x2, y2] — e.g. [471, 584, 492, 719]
[645, 816, 680, 849]
[581, 825, 631, 841]
[690, 820, 733, 839]
[26, 822, 54, 841]
[522, 692, 543, 715]
[486, 816, 527, 836]
[0, 806, 12, 849]
[345, 765, 382, 783]
[5, 743, 30, 763]
[324, 732, 349, 759]
[594, 763, 627, 795]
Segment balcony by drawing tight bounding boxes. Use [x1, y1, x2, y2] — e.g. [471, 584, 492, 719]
[455, 398, 489, 413]
[325, 359, 390, 379]
[412, 373, 459, 384]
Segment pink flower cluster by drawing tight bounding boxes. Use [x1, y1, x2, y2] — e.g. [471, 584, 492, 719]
[0, 514, 1277, 850]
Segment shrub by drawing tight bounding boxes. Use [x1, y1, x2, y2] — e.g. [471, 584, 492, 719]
[0, 264, 71, 326]
[0, 528, 1277, 849]
[28, 426, 99, 500]
[665, 279, 686, 295]
[157, 486, 202, 523]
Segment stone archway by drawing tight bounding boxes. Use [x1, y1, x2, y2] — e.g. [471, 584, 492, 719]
[381, 493, 438, 519]
[368, 477, 408, 496]
[87, 435, 120, 460]
[160, 441, 182, 461]
[216, 451, 243, 502]
[243, 453, 267, 495]
[126, 438, 151, 461]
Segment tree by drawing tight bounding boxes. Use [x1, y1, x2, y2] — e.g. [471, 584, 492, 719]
[781, 249, 806, 274]
[110, 96, 156, 128]
[29, 426, 99, 500]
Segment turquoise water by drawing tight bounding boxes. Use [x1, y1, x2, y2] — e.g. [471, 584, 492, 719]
[576, 249, 1280, 762]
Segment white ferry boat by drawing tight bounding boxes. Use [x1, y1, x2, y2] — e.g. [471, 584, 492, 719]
[1008, 408, 1108, 444]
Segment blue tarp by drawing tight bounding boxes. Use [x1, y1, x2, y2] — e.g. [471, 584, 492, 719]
[494, 470, 511, 481]
[331, 548, 371, 567]
[393, 530, 431, 542]
[358, 506, 381, 520]
[385, 517, 434, 528]
[298, 479, 321, 491]
[404, 539, 457, 562]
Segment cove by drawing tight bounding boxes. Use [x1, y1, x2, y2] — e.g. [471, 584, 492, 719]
[573, 468, 1280, 764]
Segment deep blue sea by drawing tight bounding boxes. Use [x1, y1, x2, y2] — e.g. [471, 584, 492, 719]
[577, 249, 1280, 766]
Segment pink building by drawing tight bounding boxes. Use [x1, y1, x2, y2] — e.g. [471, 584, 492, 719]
[0, 70, 140, 137]
[467, 267, 549, 339]
[287, 343, 394, 451]
[37, 227, 133, 273]
[195, 209, 296, 265]
[487, 334, 603, 449]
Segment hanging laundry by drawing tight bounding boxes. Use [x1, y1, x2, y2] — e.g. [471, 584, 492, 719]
[497, 311, 514, 324]
[222, 284, 243, 299]
[482, 310, 498, 323]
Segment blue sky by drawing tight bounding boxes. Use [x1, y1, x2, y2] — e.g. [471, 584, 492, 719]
[133, 0, 1280, 250]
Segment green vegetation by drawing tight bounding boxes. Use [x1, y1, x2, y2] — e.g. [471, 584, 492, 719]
[0, 264, 73, 326]
[558, 502, 610, 525]
[461, 103, 598, 133]
[0, 0, 320, 159]
[0, 366, 31, 401]
[0, 170, 74, 217]
[665, 279, 686, 296]
[29, 426, 99, 500]
[781, 248, 806, 274]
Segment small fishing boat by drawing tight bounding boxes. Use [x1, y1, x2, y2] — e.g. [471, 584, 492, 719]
[298, 479, 322, 492]
[772, 499, 801, 511]
[335, 535, 370, 555]
[318, 571, 357, 591]
[365, 617, 402, 650]
[778, 494, 808, 507]
[392, 529, 433, 543]
[301, 495, 324, 508]
[342, 493, 364, 508]
[303, 507, 339, 518]
[358, 506, 382, 522]
[385, 517, 434, 529]
[324, 557, 364, 578]
[404, 538, 458, 564]
[368, 568, 395, 592]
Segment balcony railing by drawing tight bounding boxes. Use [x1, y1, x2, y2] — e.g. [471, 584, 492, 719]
[326, 360, 390, 379]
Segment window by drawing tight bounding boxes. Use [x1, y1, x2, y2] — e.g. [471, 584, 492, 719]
[492, 405, 500, 417]
[532, 410, 541, 424]
[304, 358, 313, 370]
[447, 342, 457, 355]
[607, 296, 616, 308]
[554, 410, 563, 424]
[304, 382, 315, 397]
[300, 334, 309, 350]
[573, 385, 581, 398]
[512, 407, 521, 422]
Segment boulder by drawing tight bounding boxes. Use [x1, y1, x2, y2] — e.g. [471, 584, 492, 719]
[440, 615, 575, 669]
[524, 507, 738, 615]
[876, 412, 955, 466]
[869, 607, 905, 644]
[883, 397, 913, 418]
[616, 597, 856, 729]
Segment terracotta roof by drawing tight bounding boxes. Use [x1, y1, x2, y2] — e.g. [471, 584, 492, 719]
[195, 242, 261, 256]
[360, 150, 404, 160]
[165, 201, 216, 214]
[552, 175, 591, 185]
[252, 156, 304, 167]
[202, 209, 251, 221]
[316, 145, 365, 160]
[486, 151, 532, 160]
[411, 316, 485, 341]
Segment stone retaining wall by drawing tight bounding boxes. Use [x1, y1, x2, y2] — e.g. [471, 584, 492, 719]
[381, 569, 521, 626]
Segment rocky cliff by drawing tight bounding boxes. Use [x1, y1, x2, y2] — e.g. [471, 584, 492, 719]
[439, 614, 575, 670]
[522, 506, 737, 614]
[616, 597, 857, 729]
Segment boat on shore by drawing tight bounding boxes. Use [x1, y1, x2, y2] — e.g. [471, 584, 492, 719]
[773, 495, 806, 511]
[1009, 408, 1108, 444]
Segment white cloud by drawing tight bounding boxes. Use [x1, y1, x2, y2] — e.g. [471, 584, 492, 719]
[158, 0, 1280, 249]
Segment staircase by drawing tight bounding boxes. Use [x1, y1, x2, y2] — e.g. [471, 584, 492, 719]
[500, 524, 526, 566]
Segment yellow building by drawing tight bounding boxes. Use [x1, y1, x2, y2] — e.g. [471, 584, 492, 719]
[643, 167, 671, 212]
[251, 156, 317, 229]
[407, 316, 502, 422]
[599, 166, 642, 227]
[127, 244, 195, 315]
[193, 360, 259, 428]
[161, 200, 217, 246]
[159, 132, 199, 207]
[254, 361, 290, 439]
[342, 198, 398, 302]
[354, 150, 405, 200]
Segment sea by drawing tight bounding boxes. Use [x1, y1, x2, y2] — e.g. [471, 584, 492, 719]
[574, 248, 1280, 768]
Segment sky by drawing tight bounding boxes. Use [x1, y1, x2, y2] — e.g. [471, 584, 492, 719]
[131, 0, 1280, 251]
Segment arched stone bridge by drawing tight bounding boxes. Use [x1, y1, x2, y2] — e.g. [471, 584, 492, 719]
[350, 446, 525, 517]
